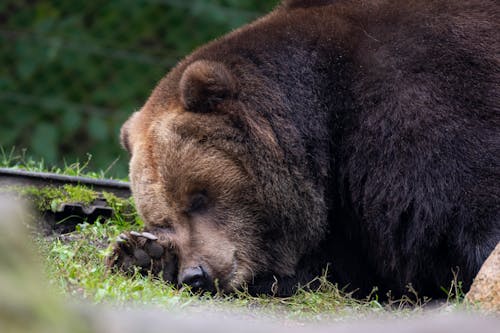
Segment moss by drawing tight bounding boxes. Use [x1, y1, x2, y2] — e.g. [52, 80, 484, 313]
[101, 191, 143, 227]
[2, 185, 139, 225]
[13, 185, 98, 212]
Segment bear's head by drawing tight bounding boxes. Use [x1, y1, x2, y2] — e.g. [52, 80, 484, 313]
[122, 60, 278, 293]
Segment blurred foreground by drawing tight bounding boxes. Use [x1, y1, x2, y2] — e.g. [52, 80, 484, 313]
[0, 195, 499, 333]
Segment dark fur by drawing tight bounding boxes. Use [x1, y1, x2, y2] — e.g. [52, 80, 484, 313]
[130, 0, 500, 297]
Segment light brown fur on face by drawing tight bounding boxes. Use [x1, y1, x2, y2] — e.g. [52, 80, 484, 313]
[122, 105, 267, 292]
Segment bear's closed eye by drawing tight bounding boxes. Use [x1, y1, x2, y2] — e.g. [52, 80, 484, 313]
[186, 191, 209, 214]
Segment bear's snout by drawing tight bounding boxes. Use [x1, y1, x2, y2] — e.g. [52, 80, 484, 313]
[178, 265, 213, 292]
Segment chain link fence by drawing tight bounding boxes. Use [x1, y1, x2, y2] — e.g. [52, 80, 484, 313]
[0, 0, 277, 177]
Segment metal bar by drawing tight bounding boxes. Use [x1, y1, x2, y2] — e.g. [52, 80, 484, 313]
[0, 167, 131, 198]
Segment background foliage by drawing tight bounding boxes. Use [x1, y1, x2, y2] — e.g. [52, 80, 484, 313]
[0, 0, 278, 178]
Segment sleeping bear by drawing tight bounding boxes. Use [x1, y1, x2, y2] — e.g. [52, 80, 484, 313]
[108, 0, 500, 298]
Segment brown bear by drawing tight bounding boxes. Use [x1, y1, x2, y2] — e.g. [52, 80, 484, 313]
[108, 0, 500, 298]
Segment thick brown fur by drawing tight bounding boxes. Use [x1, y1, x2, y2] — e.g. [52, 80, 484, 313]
[116, 0, 500, 297]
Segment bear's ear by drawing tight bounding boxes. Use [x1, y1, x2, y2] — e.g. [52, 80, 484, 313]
[179, 60, 236, 113]
[120, 111, 140, 155]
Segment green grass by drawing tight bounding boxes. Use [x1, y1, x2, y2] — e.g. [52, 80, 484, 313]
[0, 146, 125, 180]
[1, 157, 474, 321]
[39, 219, 388, 319]
[37, 215, 469, 320]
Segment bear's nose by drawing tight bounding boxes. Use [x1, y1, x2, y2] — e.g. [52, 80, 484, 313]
[178, 266, 211, 292]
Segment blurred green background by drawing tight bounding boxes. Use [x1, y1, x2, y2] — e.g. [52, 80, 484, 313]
[0, 0, 278, 178]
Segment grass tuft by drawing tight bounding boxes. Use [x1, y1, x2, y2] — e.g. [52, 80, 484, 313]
[0, 146, 125, 180]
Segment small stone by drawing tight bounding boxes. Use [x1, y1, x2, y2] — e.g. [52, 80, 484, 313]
[466, 242, 500, 312]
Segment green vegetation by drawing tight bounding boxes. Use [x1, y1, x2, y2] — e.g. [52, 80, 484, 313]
[39, 214, 469, 319]
[5, 184, 136, 223]
[0, 0, 278, 178]
[19, 185, 97, 212]
[40, 219, 390, 317]
[0, 146, 125, 180]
